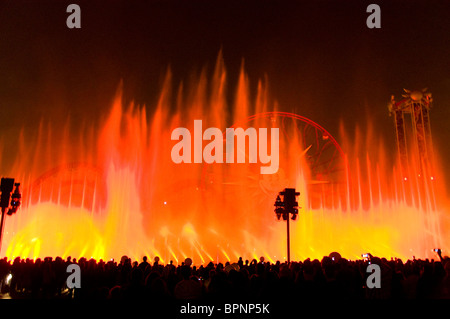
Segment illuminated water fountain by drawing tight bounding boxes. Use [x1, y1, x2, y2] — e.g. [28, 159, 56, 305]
[1, 55, 448, 263]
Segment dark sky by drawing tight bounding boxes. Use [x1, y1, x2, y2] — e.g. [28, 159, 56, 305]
[1, 0, 450, 181]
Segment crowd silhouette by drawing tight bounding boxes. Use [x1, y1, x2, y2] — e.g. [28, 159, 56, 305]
[0, 252, 449, 300]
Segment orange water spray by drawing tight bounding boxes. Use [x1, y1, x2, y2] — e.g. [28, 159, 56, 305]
[1, 55, 448, 263]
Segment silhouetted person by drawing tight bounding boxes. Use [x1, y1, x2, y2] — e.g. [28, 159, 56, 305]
[238, 257, 244, 269]
[139, 256, 149, 272]
[174, 264, 202, 299]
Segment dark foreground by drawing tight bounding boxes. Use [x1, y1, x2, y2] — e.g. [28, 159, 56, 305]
[0, 253, 449, 300]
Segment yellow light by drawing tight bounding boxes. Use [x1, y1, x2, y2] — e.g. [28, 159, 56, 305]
[6, 274, 12, 285]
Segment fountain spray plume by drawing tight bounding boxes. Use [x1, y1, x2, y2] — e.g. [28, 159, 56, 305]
[2, 53, 449, 263]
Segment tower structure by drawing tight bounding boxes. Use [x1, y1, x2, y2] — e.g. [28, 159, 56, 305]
[388, 88, 434, 179]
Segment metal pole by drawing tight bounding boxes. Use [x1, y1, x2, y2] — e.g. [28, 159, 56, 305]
[286, 214, 290, 264]
[0, 208, 6, 256]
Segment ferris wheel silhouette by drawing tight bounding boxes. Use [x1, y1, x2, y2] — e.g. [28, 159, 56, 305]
[201, 111, 347, 210]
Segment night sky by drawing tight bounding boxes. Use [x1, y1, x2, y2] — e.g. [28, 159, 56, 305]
[1, 0, 450, 182]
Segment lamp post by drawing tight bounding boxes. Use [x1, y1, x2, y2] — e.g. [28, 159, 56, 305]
[0, 178, 22, 255]
[274, 188, 300, 264]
